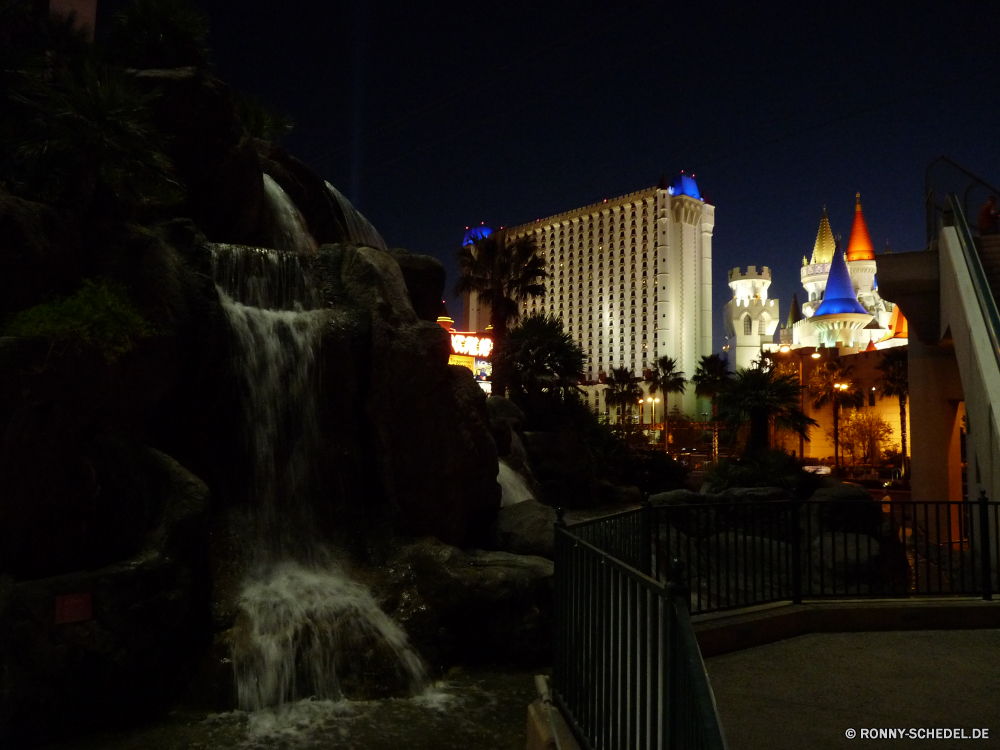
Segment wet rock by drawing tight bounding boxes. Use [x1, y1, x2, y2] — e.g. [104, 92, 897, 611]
[597, 479, 643, 507]
[495, 500, 557, 559]
[306, 245, 500, 547]
[0, 448, 211, 745]
[811, 532, 881, 579]
[694, 531, 792, 608]
[257, 141, 348, 245]
[378, 539, 553, 669]
[388, 248, 447, 322]
[719, 486, 792, 504]
[0, 192, 82, 317]
[649, 488, 705, 506]
[523, 431, 598, 509]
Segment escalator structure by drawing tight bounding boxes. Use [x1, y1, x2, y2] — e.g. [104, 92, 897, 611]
[878, 158, 1000, 512]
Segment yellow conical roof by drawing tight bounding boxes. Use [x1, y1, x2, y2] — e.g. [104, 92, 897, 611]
[811, 207, 836, 264]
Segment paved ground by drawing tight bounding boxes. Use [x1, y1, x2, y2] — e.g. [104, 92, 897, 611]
[706, 630, 1000, 750]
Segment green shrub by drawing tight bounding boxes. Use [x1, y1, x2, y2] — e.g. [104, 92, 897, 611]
[705, 449, 821, 499]
[3, 279, 157, 361]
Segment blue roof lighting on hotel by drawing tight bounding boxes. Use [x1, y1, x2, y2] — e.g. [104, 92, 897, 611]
[462, 226, 493, 246]
[667, 173, 702, 200]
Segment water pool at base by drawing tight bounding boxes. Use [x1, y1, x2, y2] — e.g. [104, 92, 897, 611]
[39, 669, 539, 750]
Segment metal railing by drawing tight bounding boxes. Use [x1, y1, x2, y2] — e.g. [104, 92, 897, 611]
[553, 509, 727, 750]
[924, 156, 1000, 246]
[945, 193, 1000, 374]
[651, 495, 1000, 615]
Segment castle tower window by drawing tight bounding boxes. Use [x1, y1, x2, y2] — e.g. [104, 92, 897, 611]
[744, 317, 752, 335]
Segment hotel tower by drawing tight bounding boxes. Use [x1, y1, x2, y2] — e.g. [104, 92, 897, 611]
[465, 173, 715, 417]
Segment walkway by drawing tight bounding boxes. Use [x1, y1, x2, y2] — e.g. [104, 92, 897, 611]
[707, 629, 1000, 750]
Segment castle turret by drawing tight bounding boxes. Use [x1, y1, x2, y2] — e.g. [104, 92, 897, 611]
[810, 246, 872, 347]
[801, 208, 835, 317]
[723, 266, 779, 370]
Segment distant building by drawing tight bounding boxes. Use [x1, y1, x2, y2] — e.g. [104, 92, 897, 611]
[464, 173, 715, 418]
[780, 195, 906, 353]
[723, 265, 780, 370]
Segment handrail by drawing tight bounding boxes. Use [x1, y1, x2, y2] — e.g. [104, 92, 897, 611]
[554, 517, 728, 750]
[947, 194, 1000, 372]
[925, 156, 1000, 245]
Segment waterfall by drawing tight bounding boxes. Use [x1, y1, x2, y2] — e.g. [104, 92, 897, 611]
[235, 561, 426, 711]
[213, 244, 426, 710]
[325, 181, 388, 250]
[211, 243, 320, 311]
[498, 460, 534, 507]
[263, 174, 318, 255]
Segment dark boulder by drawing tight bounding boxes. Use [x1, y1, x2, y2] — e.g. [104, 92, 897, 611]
[256, 140, 348, 245]
[387, 248, 447, 322]
[0, 449, 211, 745]
[0, 192, 83, 317]
[133, 68, 266, 246]
[377, 538, 553, 669]
[494, 499, 557, 559]
[305, 244, 500, 547]
[523, 431, 599, 509]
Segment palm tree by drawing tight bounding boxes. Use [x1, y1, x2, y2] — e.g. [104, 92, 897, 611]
[647, 355, 686, 452]
[105, 0, 212, 70]
[455, 230, 547, 396]
[692, 353, 731, 461]
[500, 313, 584, 401]
[877, 348, 909, 475]
[716, 366, 816, 456]
[603, 367, 642, 433]
[809, 360, 864, 473]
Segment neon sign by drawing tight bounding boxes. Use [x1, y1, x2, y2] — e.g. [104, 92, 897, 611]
[451, 333, 493, 358]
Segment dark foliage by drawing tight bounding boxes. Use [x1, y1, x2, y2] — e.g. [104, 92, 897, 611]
[104, 0, 211, 70]
[705, 449, 822, 499]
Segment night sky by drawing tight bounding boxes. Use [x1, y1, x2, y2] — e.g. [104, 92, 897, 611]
[103, 0, 1000, 347]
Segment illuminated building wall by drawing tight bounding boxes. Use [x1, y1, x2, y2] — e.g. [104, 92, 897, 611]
[501, 174, 715, 417]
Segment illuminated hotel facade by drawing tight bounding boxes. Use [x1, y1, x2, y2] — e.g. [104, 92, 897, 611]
[465, 173, 715, 418]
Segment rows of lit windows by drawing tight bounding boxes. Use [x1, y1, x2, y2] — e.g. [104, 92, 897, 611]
[515, 196, 662, 377]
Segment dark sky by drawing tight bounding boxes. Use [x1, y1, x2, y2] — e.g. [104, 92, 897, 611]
[105, 0, 1000, 346]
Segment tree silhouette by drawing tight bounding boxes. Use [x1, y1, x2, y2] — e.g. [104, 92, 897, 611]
[500, 313, 584, 401]
[692, 353, 731, 461]
[810, 359, 864, 472]
[876, 348, 909, 475]
[717, 366, 816, 456]
[603, 367, 642, 434]
[647, 355, 686, 452]
[455, 230, 546, 396]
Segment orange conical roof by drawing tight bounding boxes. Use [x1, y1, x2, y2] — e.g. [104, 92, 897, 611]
[811, 207, 836, 264]
[846, 192, 875, 261]
[876, 305, 909, 344]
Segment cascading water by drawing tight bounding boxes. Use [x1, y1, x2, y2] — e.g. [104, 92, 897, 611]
[263, 174, 318, 255]
[212, 244, 426, 712]
[325, 181, 388, 250]
[497, 460, 534, 507]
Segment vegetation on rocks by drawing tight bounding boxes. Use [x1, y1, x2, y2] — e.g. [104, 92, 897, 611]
[2, 278, 157, 361]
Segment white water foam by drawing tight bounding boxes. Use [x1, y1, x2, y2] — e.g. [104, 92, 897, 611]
[233, 561, 426, 712]
[263, 174, 318, 255]
[498, 460, 534, 507]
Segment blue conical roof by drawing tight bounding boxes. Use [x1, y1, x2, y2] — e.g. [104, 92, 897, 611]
[814, 246, 868, 316]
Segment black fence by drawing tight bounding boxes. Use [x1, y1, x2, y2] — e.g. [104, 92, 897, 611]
[553, 515, 727, 750]
[649, 494, 1000, 615]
